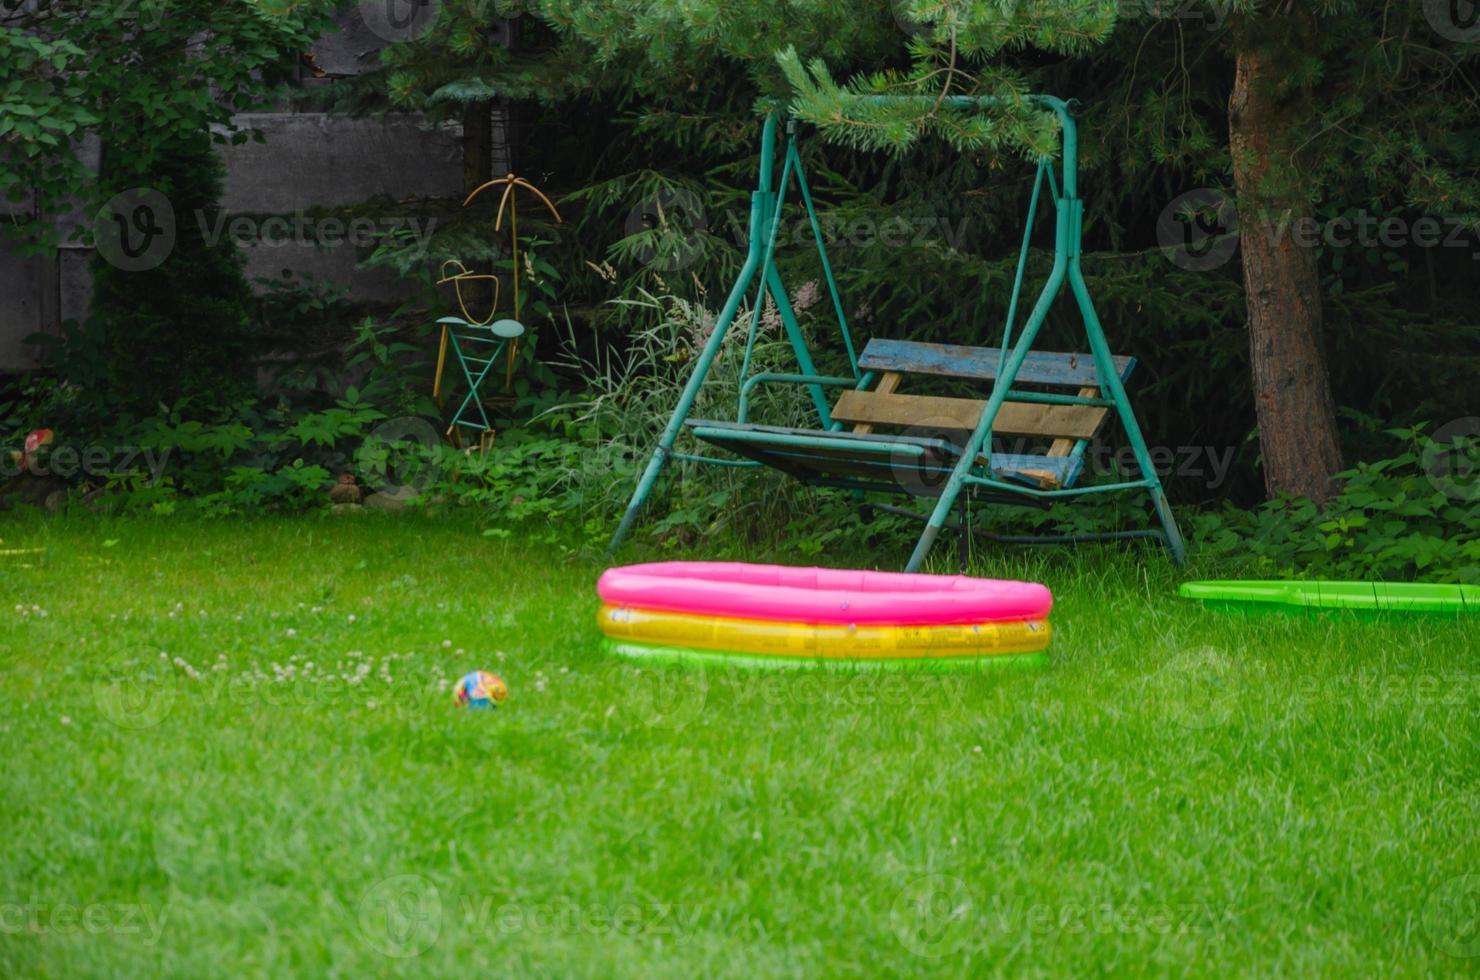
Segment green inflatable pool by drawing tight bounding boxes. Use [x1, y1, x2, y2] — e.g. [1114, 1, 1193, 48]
[603, 641, 1050, 673]
[1179, 580, 1479, 617]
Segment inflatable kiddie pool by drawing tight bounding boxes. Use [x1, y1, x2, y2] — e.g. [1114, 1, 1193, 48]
[597, 562, 1054, 671]
[1180, 580, 1479, 618]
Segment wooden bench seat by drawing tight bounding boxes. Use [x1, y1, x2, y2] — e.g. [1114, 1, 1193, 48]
[688, 338, 1135, 493]
[831, 389, 1107, 440]
[687, 421, 1083, 495]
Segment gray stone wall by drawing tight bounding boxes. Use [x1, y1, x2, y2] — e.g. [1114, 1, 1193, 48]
[0, 243, 54, 371]
[0, 8, 510, 370]
[0, 134, 95, 371]
[219, 111, 470, 306]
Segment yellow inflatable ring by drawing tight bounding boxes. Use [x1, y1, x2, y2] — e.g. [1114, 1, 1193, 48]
[598, 605, 1051, 659]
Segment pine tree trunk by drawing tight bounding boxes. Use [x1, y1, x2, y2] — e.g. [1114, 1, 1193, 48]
[1228, 29, 1343, 504]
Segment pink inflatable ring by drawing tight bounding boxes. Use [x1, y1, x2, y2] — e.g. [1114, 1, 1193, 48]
[597, 561, 1052, 626]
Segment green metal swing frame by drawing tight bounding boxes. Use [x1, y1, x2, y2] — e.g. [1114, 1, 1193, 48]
[609, 95, 1186, 571]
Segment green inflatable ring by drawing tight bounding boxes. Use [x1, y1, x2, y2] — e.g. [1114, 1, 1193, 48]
[603, 640, 1049, 673]
[1180, 580, 1479, 618]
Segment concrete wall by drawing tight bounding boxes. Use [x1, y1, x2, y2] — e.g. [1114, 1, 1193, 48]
[219, 112, 470, 306]
[0, 243, 54, 371]
[0, 9, 511, 370]
[0, 134, 96, 370]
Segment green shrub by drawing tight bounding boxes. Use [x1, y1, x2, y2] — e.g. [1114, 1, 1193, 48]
[1189, 426, 1479, 584]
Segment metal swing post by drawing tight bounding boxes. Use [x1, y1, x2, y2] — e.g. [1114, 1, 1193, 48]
[1068, 261, 1188, 565]
[903, 98, 1186, 569]
[1050, 99, 1184, 565]
[905, 202, 1071, 572]
[610, 114, 781, 551]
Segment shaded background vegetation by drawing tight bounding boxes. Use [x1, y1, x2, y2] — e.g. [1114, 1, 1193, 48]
[1, 1, 1476, 578]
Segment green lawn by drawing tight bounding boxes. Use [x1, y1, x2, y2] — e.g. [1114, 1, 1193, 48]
[1, 515, 1477, 976]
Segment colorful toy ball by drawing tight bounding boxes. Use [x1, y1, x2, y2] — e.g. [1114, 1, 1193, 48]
[454, 671, 508, 709]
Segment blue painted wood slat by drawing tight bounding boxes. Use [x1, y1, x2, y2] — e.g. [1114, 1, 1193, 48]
[858, 338, 1135, 387]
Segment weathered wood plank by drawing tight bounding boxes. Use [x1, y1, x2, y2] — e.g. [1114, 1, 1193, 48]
[1048, 386, 1100, 457]
[853, 371, 901, 435]
[858, 338, 1134, 387]
[831, 390, 1111, 440]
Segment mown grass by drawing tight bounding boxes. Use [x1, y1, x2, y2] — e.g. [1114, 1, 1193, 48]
[0, 514, 1476, 977]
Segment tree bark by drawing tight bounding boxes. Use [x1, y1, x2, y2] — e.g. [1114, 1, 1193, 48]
[1228, 21, 1343, 504]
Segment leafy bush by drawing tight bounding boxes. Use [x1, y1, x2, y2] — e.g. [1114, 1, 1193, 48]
[1189, 426, 1479, 584]
[78, 137, 257, 417]
[90, 389, 387, 515]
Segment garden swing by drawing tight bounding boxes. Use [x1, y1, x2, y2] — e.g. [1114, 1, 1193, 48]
[609, 95, 1186, 571]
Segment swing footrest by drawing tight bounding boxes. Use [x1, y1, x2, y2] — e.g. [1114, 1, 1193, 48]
[687, 421, 1082, 494]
